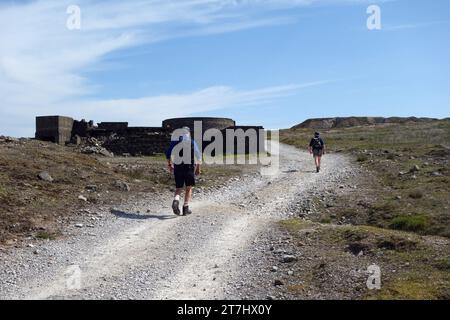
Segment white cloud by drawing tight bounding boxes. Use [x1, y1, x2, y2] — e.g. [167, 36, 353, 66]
[62, 81, 331, 127]
[383, 20, 450, 31]
[0, 0, 344, 136]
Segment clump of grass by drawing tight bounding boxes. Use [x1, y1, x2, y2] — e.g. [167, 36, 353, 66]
[319, 217, 332, 224]
[386, 153, 396, 160]
[0, 185, 6, 199]
[279, 218, 313, 232]
[376, 236, 417, 251]
[357, 154, 368, 162]
[408, 190, 424, 199]
[434, 257, 450, 271]
[369, 276, 440, 300]
[35, 231, 57, 240]
[390, 215, 428, 232]
[124, 168, 145, 180]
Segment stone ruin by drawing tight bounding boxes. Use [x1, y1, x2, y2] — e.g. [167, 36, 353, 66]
[35, 116, 265, 156]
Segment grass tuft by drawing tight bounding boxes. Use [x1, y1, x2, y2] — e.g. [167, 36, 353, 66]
[357, 154, 368, 162]
[390, 215, 428, 232]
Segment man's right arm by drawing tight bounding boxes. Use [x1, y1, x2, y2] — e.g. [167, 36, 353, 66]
[166, 141, 177, 172]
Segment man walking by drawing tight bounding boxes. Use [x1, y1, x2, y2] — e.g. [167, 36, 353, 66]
[309, 132, 325, 173]
[166, 127, 202, 216]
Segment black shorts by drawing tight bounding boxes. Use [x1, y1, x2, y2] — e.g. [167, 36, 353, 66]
[312, 149, 323, 157]
[174, 164, 196, 188]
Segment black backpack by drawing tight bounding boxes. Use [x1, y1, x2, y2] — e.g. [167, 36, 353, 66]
[175, 138, 196, 165]
[312, 137, 323, 150]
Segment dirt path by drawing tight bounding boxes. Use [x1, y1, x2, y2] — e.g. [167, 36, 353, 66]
[0, 143, 355, 300]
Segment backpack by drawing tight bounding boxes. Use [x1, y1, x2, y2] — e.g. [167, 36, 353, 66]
[312, 137, 323, 150]
[173, 138, 197, 166]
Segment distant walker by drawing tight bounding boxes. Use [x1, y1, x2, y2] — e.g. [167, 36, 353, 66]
[309, 132, 325, 173]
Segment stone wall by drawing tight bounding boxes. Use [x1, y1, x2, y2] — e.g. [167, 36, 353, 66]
[72, 119, 95, 137]
[221, 126, 265, 154]
[35, 116, 264, 156]
[101, 128, 170, 156]
[162, 117, 235, 133]
[35, 116, 74, 145]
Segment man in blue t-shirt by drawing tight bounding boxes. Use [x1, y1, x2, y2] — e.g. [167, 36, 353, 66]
[166, 127, 202, 216]
[308, 132, 325, 173]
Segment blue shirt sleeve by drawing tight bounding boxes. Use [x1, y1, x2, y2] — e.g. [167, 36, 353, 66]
[193, 140, 202, 162]
[165, 141, 178, 160]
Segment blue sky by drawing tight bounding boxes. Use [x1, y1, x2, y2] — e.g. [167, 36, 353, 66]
[1, 0, 449, 137]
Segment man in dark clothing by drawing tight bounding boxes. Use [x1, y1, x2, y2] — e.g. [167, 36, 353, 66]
[166, 127, 202, 216]
[309, 132, 325, 173]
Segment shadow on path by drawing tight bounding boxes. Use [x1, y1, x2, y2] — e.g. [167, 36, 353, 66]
[111, 209, 177, 221]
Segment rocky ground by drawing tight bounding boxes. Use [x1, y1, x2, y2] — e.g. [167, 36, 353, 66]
[0, 142, 359, 299]
[0, 136, 450, 299]
[0, 137, 254, 245]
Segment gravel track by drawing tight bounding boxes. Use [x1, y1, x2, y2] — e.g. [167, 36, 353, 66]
[0, 143, 354, 300]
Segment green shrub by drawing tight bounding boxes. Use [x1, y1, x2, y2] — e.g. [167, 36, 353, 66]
[390, 215, 428, 232]
[35, 231, 57, 240]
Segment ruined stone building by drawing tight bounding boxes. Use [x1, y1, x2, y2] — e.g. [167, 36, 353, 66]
[35, 116, 265, 156]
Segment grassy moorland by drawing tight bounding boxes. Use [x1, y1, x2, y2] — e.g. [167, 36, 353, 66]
[280, 119, 450, 238]
[0, 139, 258, 244]
[279, 119, 450, 299]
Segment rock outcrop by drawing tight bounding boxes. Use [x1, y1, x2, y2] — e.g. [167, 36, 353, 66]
[292, 117, 439, 130]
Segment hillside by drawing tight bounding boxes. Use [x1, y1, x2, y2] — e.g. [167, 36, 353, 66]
[292, 116, 440, 130]
[278, 119, 450, 299]
[0, 137, 253, 245]
[281, 119, 450, 238]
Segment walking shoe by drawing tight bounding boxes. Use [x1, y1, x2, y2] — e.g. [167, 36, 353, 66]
[172, 200, 181, 215]
[183, 205, 192, 215]
[316, 166, 320, 173]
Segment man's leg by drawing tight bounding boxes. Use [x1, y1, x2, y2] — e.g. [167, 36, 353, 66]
[317, 155, 322, 170]
[314, 155, 319, 172]
[184, 186, 193, 205]
[183, 186, 193, 215]
[172, 188, 183, 215]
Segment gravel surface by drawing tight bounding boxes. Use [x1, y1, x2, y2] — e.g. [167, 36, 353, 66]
[0, 143, 356, 300]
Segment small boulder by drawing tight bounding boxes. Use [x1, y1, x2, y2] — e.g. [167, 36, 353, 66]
[86, 185, 98, 192]
[115, 180, 130, 192]
[38, 171, 53, 182]
[99, 148, 114, 158]
[281, 255, 297, 263]
[274, 279, 284, 286]
[78, 195, 88, 202]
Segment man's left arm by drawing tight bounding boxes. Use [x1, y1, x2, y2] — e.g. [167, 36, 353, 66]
[193, 140, 202, 175]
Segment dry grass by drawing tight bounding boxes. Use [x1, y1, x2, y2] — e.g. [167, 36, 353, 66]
[0, 139, 259, 244]
[280, 119, 450, 238]
[279, 219, 450, 300]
